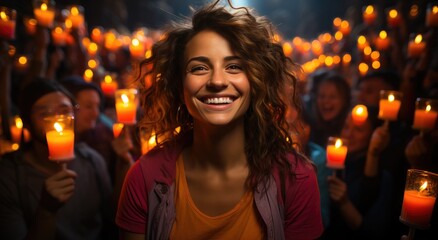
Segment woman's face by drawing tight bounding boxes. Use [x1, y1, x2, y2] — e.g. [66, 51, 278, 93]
[341, 114, 373, 153]
[183, 30, 251, 127]
[75, 89, 101, 133]
[316, 81, 344, 121]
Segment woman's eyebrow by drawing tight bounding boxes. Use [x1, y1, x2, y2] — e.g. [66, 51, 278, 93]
[186, 55, 241, 65]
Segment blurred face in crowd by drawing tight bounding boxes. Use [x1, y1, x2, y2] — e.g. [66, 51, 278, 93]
[183, 30, 251, 127]
[316, 81, 345, 122]
[340, 114, 373, 153]
[75, 89, 101, 133]
[355, 77, 392, 107]
[30, 92, 75, 143]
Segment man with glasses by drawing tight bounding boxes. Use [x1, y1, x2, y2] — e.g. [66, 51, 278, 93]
[0, 78, 117, 239]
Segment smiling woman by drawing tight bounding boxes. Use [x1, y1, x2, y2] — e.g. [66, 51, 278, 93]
[116, 0, 324, 239]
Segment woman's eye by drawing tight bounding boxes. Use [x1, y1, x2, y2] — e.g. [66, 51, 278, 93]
[188, 66, 209, 74]
[226, 64, 243, 73]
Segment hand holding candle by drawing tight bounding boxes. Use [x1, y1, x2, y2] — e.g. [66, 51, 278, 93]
[115, 89, 138, 125]
[400, 169, 438, 229]
[33, 0, 55, 28]
[44, 115, 75, 161]
[326, 137, 348, 169]
[379, 90, 402, 122]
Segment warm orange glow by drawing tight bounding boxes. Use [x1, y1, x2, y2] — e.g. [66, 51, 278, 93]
[415, 34, 423, 44]
[365, 5, 374, 14]
[389, 9, 398, 18]
[18, 56, 27, 65]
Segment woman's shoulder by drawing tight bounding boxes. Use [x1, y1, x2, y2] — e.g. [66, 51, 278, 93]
[285, 151, 317, 177]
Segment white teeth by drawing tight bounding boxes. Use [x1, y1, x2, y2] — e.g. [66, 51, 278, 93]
[204, 97, 233, 104]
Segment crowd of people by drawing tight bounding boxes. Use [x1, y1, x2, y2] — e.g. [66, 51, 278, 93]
[0, 0, 437, 239]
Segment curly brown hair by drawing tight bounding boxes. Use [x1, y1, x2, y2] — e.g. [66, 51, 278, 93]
[135, 0, 308, 189]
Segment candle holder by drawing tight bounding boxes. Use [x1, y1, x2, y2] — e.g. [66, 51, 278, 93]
[412, 98, 437, 135]
[115, 89, 138, 125]
[426, 3, 438, 28]
[400, 169, 438, 239]
[326, 136, 348, 173]
[0, 6, 17, 40]
[33, 0, 55, 28]
[44, 114, 75, 162]
[378, 90, 402, 127]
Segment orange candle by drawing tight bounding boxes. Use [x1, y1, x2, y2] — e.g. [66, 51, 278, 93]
[101, 74, 118, 96]
[387, 9, 401, 28]
[33, 2, 55, 28]
[413, 109, 437, 130]
[46, 128, 75, 161]
[51, 26, 67, 46]
[67, 5, 84, 28]
[115, 89, 138, 124]
[401, 180, 436, 228]
[363, 5, 377, 25]
[375, 31, 390, 51]
[379, 91, 402, 121]
[10, 116, 23, 143]
[426, 5, 438, 27]
[24, 17, 37, 35]
[352, 105, 368, 126]
[326, 138, 347, 169]
[0, 7, 16, 40]
[113, 123, 124, 138]
[129, 38, 146, 59]
[91, 27, 104, 44]
[339, 20, 351, 36]
[408, 34, 426, 58]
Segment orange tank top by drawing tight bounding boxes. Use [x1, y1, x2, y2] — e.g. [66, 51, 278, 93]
[169, 155, 264, 240]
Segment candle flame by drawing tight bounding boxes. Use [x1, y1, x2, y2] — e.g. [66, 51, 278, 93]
[54, 122, 64, 133]
[121, 94, 129, 103]
[365, 5, 374, 14]
[433, 6, 438, 14]
[71, 6, 79, 16]
[18, 56, 27, 65]
[104, 75, 113, 83]
[355, 106, 364, 115]
[357, 35, 367, 45]
[88, 59, 97, 68]
[340, 20, 349, 28]
[379, 31, 387, 39]
[149, 135, 156, 144]
[132, 38, 140, 46]
[54, 27, 63, 34]
[15, 116, 23, 128]
[333, 17, 341, 27]
[426, 105, 431, 112]
[41, 3, 48, 11]
[389, 9, 398, 18]
[335, 139, 343, 148]
[388, 94, 395, 102]
[0, 11, 7, 21]
[414, 34, 423, 44]
[419, 181, 428, 193]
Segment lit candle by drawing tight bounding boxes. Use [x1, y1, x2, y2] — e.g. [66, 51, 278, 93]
[379, 91, 402, 121]
[67, 5, 84, 28]
[87, 42, 98, 56]
[352, 105, 368, 126]
[0, 7, 16, 40]
[10, 116, 23, 143]
[23, 17, 37, 35]
[412, 98, 437, 131]
[141, 133, 157, 155]
[33, 1, 55, 28]
[113, 123, 124, 138]
[387, 9, 401, 28]
[400, 169, 438, 228]
[339, 20, 351, 36]
[426, 4, 438, 27]
[115, 89, 138, 124]
[129, 38, 145, 59]
[326, 137, 348, 169]
[91, 27, 104, 44]
[407, 34, 426, 58]
[44, 115, 75, 161]
[363, 5, 377, 25]
[14, 55, 29, 73]
[100, 74, 118, 97]
[375, 31, 390, 51]
[51, 25, 67, 46]
[358, 62, 369, 76]
[83, 69, 93, 82]
[357, 35, 368, 51]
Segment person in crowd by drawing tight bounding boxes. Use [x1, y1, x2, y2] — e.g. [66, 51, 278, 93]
[116, 1, 323, 239]
[322, 106, 394, 239]
[307, 72, 351, 148]
[0, 78, 117, 239]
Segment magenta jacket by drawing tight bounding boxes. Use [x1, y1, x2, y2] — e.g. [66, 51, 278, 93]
[116, 135, 323, 240]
